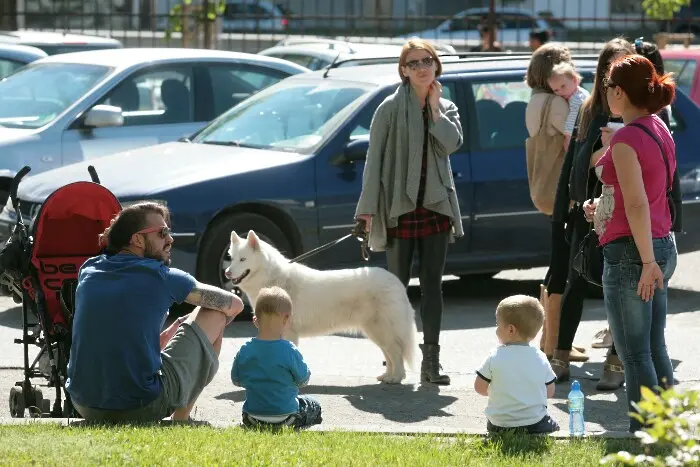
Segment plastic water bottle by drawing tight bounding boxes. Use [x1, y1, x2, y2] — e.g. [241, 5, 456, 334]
[568, 380, 585, 437]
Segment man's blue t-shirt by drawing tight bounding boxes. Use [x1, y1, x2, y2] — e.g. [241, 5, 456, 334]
[65, 253, 196, 410]
[231, 338, 311, 416]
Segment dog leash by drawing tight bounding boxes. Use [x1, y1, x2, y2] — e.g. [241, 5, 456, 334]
[289, 220, 370, 264]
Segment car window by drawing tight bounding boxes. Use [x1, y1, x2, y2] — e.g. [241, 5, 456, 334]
[0, 62, 111, 129]
[0, 58, 24, 79]
[448, 15, 484, 32]
[471, 79, 531, 149]
[307, 57, 331, 70]
[224, 3, 273, 18]
[664, 59, 696, 95]
[99, 66, 193, 126]
[501, 14, 537, 29]
[278, 54, 313, 68]
[247, 4, 273, 17]
[205, 64, 289, 118]
[193, 79, 375, 154]
[346, 81, 456, 139]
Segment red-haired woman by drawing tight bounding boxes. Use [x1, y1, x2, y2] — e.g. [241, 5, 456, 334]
[584, 55, 677, 433]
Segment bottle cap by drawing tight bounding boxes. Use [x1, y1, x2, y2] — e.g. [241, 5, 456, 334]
[572, 380, 581, 391]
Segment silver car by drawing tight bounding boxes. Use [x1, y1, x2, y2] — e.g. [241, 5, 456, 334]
[0, 43, 47, 79]
[0, 47, 308, 202]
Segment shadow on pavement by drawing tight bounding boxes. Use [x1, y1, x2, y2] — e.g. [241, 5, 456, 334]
[551, 358, 682, 432]
[216, 383, 459, 423]
[1, 277, 698, 334]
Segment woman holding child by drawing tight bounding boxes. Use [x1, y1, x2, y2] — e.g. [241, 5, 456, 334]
[524, 43, 589, 362]
[549, 38, 636, 391]
[585, 54, 678, 433]
[355, 38, 464, 385]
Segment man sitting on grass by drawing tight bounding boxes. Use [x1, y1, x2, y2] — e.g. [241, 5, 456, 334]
[65, 202, 244, 423]
[474, 294, 559, 434]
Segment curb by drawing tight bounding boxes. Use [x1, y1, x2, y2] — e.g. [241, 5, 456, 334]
[0, 417, 637, 439]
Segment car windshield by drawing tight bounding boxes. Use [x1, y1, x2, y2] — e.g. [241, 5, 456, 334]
[0, 62, 111, 129]
[193, 78, 376, 153]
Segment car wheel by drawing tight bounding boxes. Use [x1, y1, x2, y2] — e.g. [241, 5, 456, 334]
[198, 212, 294, 320]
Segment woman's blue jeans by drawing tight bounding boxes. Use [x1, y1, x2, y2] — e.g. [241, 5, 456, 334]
[602, 235, 677, 433]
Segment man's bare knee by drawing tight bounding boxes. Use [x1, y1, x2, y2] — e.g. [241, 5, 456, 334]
[188, 307, 226, 344]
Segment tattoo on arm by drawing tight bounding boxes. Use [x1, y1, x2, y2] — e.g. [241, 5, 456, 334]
[185, 282, 234, 314]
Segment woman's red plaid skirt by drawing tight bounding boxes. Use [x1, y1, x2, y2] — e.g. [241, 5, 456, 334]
[386, 207, 452, 239]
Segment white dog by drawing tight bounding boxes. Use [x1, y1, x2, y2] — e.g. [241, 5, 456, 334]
[224, 230, 418, 384]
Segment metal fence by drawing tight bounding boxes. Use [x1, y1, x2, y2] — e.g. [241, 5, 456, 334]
[0, 0, 698, 53]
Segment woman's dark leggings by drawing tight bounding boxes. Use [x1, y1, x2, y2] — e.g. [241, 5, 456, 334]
[546, 209, 617, 356]
[385, 231, 449, 345]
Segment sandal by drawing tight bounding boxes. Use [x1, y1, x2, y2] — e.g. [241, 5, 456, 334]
[592, 328, 614, 349]
[550, 358, 570, 383]
[596, 356, 625, 391]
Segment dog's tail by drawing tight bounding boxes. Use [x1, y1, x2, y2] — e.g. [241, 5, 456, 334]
[377, 276, 419, 373]
[398, 295, 419, 372]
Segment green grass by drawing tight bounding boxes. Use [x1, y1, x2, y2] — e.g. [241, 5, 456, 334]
[0, 423, 648, 466]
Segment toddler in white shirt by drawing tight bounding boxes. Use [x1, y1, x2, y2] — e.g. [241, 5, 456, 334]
[547, 62, 590, 150]
[474, 294, 559, 434]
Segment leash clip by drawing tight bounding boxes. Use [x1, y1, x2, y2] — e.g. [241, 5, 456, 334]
[351, 219, 370, 262]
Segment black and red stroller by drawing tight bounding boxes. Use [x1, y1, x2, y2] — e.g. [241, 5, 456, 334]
[0, 165, 121, 418]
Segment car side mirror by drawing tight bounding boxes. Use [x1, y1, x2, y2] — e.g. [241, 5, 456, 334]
[83, 105, 124, 129]
[339, 136, 369, 165]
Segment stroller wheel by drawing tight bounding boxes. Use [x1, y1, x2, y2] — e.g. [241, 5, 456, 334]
[9, 386, 25, 418]
[27, 387, 49, 417]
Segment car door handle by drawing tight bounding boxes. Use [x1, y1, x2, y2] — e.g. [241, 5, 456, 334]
[452, 171, 462, 179]
[41, 156, 53, 162]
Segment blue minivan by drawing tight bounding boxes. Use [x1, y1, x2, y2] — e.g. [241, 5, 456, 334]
[3, 55, 700, 294]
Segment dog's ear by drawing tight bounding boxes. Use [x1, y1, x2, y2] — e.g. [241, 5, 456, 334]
[246, 230, 260, 250]
[230, 231, 240, 244]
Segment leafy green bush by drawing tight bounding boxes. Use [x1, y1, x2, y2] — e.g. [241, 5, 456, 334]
[601, 386, 700, 466]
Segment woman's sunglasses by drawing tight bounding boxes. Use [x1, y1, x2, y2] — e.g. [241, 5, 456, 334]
[404, 56, 435, 70]
[135, 225, 172, 239]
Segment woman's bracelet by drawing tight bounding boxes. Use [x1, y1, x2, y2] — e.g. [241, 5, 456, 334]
[643, 260, 657, 265]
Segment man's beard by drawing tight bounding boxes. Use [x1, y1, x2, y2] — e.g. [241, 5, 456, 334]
[144, 240, 170, 266]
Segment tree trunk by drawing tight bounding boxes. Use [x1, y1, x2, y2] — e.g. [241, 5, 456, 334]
[0, 0, 18, 30]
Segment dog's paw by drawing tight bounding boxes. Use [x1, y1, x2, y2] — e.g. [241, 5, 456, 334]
[377, 373, 405, 384]
[376, 372, 390, 382]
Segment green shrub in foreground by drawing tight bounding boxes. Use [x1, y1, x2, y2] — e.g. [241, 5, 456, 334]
[601, 386, 700, 466]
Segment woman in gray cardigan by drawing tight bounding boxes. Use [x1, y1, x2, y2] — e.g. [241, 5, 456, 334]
[355, 38, 464, 385]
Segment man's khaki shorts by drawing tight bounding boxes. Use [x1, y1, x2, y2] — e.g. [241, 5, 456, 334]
[74, 321, 219, 423]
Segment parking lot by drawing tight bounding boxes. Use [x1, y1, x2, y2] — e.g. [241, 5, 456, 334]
[1, 250, 699, 433]
[0, 18, 699, 438]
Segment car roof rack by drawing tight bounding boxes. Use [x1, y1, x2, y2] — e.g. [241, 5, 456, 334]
[274, 36, 455, 54]
[321, 52, 600, 74]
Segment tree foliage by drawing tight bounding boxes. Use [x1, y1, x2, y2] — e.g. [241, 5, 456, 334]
[642, 0, 692, 20]
[601, 386, 700, 466]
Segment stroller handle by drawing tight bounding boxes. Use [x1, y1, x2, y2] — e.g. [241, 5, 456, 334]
[87, 165, 100, 184]
[9, 166, 31, 213]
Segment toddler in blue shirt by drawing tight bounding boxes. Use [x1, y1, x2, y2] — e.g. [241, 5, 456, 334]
[231, 285, 322, 429]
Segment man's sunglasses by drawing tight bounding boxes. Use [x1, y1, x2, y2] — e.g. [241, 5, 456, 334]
[404, 56, 435, 70]
[135, 225, 172, 239]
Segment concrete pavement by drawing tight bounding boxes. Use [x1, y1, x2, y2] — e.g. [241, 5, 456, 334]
[1, 250, 700, 436]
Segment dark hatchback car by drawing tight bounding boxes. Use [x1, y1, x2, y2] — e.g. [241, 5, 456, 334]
[3, 55, 700, 295]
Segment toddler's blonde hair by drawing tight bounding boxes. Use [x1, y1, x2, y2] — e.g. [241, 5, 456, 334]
[495, 294, 544, 341]
[549, 61, 582, 83]
[254, 286, 293, 321]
